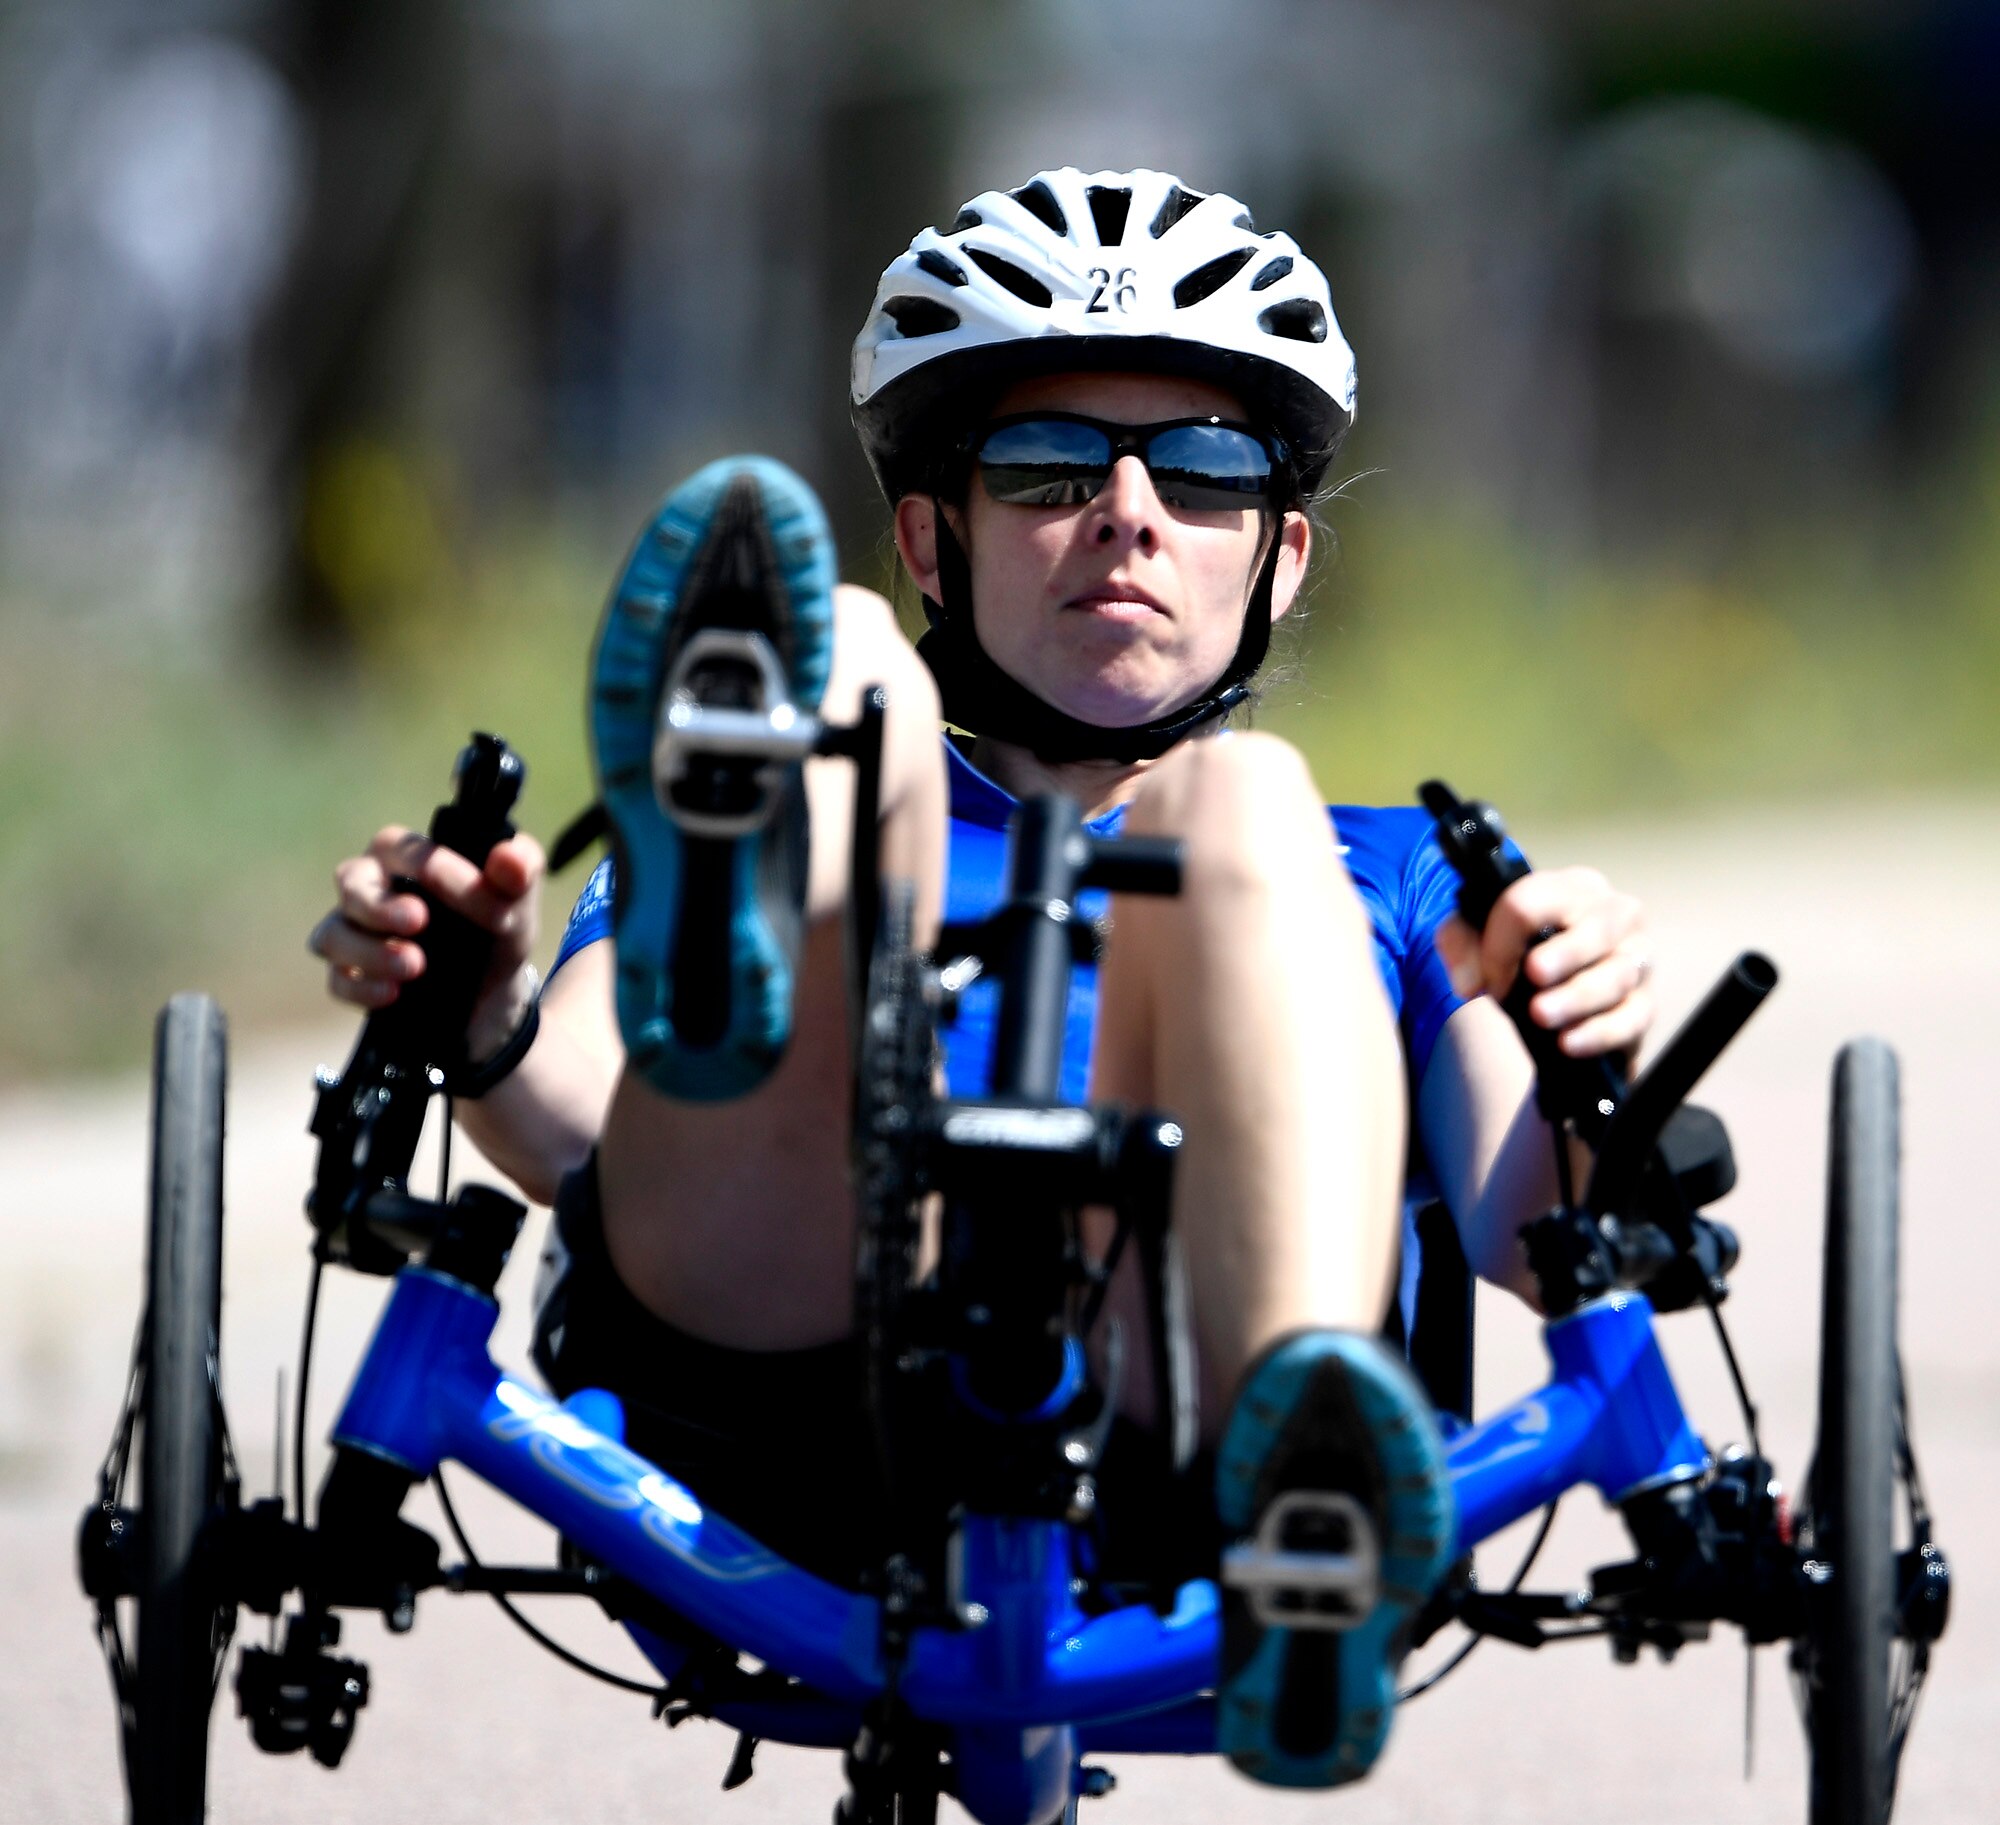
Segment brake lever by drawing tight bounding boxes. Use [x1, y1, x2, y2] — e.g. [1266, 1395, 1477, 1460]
[1419, 780, 1628, 1146]
[308, 734, 527, 1265]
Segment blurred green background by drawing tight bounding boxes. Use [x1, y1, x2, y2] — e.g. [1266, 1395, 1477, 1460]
[2, 0, 1996, 1082]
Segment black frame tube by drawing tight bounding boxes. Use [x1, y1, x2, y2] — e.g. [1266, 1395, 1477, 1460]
[1588, 951, 1778, 1216]
[988, 797, 1089, 1101]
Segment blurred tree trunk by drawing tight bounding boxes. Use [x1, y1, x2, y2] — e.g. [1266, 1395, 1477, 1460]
[247, 0, 468, 650]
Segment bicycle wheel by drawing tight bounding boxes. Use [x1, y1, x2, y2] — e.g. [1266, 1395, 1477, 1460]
[1796, 1038, 1899, 1825]
[133, 993, 234, 1824]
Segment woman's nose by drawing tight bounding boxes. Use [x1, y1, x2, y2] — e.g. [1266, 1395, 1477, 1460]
[1092, 454, 1159, 549]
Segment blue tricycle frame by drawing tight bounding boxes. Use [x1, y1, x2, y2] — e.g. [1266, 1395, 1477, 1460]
[332, 1257, 1703, 1822]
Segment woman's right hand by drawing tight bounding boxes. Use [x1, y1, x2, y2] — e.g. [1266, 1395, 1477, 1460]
[310, 825, 547, 1056]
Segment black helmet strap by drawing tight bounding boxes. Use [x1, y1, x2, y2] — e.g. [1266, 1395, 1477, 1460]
[914, 505, 1280, 765]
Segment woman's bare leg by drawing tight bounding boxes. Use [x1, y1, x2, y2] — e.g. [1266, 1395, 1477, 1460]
[596, 586, 945, 1347]
[1088, 732, 1406, 1430]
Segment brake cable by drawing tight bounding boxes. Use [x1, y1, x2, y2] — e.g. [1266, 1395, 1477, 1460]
[1398, 1497, 1561, 1703]
[431, 1467, 669, 1700]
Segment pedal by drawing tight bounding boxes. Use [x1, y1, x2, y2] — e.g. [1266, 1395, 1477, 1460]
[651, 629, 823, 837]
[1221, 1490, 1381, 1632]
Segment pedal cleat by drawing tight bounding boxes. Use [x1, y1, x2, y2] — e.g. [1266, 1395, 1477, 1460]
[1222, 1488, 1381, 1631]
[651, 628, 822, 838]
[1215, 1330, 1454, 1789]
[590, 456, 835, 1101]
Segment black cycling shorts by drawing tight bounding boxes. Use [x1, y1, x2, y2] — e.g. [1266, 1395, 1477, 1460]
[531, 1157, 1213, 1592]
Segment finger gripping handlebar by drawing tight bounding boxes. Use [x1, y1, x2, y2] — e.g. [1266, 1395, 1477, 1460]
[375, 734, 527, 1070]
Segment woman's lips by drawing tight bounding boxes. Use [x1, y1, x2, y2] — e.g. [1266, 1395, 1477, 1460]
[1065, 588, 1167, 621]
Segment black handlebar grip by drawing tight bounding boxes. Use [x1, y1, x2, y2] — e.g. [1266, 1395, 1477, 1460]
[1419, 780, 1529, 930]
[1497, 970, 1629, 1145]
[377, 734, 527, 1070]
[431, 733, 525, 866]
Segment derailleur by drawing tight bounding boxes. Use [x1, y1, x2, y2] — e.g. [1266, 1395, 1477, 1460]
[236, 1611, 370, 1768]
[1602, 1451, 1802, 1646]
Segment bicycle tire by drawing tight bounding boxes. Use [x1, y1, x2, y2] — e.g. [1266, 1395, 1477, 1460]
[1798, 1038, 1900, 1825]
[134, 993, 232, 1824]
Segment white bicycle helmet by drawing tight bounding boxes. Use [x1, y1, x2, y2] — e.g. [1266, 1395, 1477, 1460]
[852, 166, 1357, 503]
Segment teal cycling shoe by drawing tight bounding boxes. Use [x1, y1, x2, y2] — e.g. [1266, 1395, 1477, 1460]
[589, 456, 836, 1101]
[1215, 1329, 1454, 1789]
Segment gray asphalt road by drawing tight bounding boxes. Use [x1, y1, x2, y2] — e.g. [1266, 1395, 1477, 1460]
[4, 798, 1996, 1822]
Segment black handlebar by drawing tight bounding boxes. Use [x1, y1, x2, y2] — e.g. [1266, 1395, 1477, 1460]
[1587, 951, 1776, 1221]
[308, 733, 526, 1267]
[985, 798, 1182, 1103]
[369, 734, 525, 1069]
[1419, 778, 1531, 928]
[1420, 779, 1631, 1146]
[1082, 837, 1183, 899]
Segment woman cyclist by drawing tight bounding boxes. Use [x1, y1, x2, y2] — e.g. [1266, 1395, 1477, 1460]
[310, 166, 1654, 1789]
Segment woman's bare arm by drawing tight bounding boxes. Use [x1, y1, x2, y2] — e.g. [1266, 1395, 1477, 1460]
[1417, 997, 1549, 1302]
[1419, 864, 1657, 1303]
[452, 945, 622, 1205]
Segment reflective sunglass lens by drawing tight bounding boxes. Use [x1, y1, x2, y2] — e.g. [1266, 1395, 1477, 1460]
[978, 420, 1112, 506]
[975, 418, 1276, 509]
[1146, 424, 1273, 509]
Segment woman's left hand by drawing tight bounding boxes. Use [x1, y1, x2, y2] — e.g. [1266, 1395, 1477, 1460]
[1434, 867, 1655, 1066]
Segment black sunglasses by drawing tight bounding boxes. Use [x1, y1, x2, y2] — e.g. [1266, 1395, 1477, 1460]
[966, 413, 1290, 513]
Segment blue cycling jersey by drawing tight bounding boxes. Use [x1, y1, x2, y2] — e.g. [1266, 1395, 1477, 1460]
[549, 736, 1474, 1334]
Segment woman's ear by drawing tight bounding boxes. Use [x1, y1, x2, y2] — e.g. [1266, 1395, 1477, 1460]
[1268, 508, 1313, 623]
[893, 495, 943, 602]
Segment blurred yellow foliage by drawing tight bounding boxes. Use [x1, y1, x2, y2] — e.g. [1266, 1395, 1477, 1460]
[303, 439, 460, 661]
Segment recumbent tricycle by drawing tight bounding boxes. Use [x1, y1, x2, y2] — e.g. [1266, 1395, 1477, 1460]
[78, 693, 1949, 1825]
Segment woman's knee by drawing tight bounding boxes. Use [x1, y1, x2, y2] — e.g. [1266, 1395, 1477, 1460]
[825, 584, 941, 776]
[1120, 735, 1376, 956]
[1128, 734, 1325, 872]
[831, 585, 938, 712]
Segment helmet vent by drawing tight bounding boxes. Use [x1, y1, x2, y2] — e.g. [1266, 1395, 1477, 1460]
[883, 295, 961, 338]
[916, 248, 968, 287]
[1149, 184, 1207, 238]
[1086, 185, 1132, 246]
[1010, 180, 1068, 236]
[1173, 247, 1257, 308]
[967, 248, 1054, 308]
[1259, 298, 1328, 343]
[949, 207, 984, 233]
[1249, 255, 1293, 291]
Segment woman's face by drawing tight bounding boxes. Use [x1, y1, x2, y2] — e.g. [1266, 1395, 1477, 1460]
[895, 370, 1309, 730]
